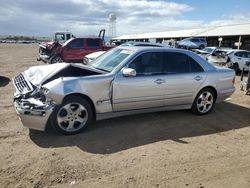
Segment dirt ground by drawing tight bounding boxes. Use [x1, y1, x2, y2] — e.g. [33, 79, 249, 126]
[0, 43, 250, 188]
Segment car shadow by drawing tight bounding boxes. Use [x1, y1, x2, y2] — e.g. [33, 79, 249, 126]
[0, 76, 10, 87]
[29, 102, 250, 154]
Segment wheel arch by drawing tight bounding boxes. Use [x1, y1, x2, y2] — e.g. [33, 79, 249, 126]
[50, 54, 64, 63]
[62, 93, 96, 120]
[197, 86, 217, 102]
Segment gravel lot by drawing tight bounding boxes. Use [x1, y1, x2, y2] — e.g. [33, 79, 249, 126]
[0, 43, 250, 188]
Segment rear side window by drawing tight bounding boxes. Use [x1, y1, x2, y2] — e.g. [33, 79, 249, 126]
[163, 52, 204, 74]
[163, 53, 189, 73]
[189, 57, 204, 72]
[68, 39, 84, 48]
[235, 52, 244, 57]
[87, 39, 100, 48]
[246, 52, 250, 58]
[190, 38, 200, 43]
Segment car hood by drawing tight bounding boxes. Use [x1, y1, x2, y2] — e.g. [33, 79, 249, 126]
[23, 63, 104, 86]
[40, 41, 54, 48]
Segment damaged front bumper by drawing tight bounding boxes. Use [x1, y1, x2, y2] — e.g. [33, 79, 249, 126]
[37, 54, 50, 63]
[14, 98, 56, 131]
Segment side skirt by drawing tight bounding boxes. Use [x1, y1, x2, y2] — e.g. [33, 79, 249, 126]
[96, 104, 192, 121]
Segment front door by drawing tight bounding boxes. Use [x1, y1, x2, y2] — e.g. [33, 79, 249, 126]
[112, 52, 167, 111]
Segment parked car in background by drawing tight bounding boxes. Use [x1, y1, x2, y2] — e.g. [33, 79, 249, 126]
[13, 46, 235, 135]
[177, 38, 207, 49]
[226, 50, 250, 72]
[194, 47, 232, 65]
[83, 51, 106, 65]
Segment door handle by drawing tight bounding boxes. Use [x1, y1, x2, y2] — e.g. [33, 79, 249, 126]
[194, 76, 202, 81]
[154, 79, 165, 84]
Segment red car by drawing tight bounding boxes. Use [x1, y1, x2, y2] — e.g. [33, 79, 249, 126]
[48, 37, 113, 63]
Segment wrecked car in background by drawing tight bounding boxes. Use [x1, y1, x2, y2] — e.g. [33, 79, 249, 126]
[37, 31, 74, 61]
[13, 47, 235, 135]
[195, 47, 250, 72]
[37, 29, 113, 64]
[195, 47, 232, 65]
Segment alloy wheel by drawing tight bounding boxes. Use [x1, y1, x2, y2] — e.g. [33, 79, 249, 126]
[196, 91, 214, 114]
[57, 103, 88, 133]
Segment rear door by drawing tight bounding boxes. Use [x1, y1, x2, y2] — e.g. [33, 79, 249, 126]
[162, 52, 206, 106]
[63, 38, 84, 62]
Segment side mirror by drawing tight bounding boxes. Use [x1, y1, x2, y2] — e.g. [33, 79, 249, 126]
[122, 68, 136, 77]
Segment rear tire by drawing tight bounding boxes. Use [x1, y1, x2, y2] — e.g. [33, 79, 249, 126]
[191, 88, 215, 115]
[50, 96, 93, 135]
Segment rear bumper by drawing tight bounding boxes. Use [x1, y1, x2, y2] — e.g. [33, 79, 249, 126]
[14, 99, 55, 131]
[217, 87, 235, 102]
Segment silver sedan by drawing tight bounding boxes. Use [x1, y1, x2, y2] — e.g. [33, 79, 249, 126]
[13, 47, 235, 135]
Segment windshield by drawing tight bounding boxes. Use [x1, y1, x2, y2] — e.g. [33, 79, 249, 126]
[91, 48, 133, 72]
[203, 47, 214, 53]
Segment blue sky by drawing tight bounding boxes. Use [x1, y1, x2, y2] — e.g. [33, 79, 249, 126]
[173, 0, 250, 21]
[0, 0, 249, 37]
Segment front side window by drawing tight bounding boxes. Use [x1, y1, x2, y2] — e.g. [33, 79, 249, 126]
[68, 39, 84, 48]
[128, 52, 163, 75]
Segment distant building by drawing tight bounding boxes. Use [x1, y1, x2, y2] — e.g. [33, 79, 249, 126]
[113, 23, 250, 50]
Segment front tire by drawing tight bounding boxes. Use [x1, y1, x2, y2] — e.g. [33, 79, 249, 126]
[191, 88, 215, 115]
[50, 96, 93, 135]
[50, 55, 63, 64]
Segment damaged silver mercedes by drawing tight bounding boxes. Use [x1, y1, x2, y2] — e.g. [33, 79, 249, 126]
[13, 47, 235, 135]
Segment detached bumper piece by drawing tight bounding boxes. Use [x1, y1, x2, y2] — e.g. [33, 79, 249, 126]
[14, 98, 55, 131]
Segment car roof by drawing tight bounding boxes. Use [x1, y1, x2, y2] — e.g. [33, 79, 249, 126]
[115, 46, 216, 72]
[120, 41, 166, 47]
